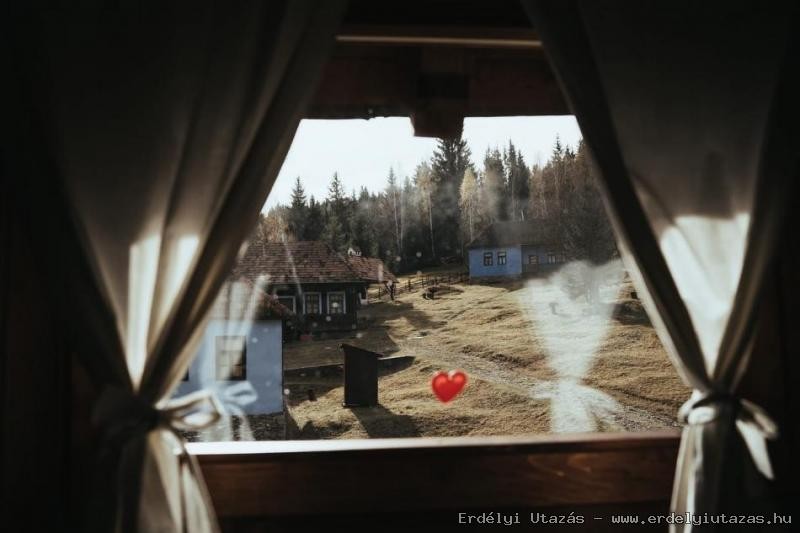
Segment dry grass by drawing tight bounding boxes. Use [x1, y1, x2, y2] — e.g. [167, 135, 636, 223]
[278, 275, 688, 439]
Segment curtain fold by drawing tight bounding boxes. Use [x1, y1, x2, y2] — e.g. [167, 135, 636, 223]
[10, 2, 346, 531]
[523, 1, 797, 529]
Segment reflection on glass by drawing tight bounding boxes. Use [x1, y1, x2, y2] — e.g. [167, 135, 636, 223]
[172, 117, 687, 442]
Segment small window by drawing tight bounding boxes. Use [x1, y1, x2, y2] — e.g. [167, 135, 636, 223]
[483, 252, 493, 266]
[277, 295, 296, 312]
[497, 251, 507, 265]
[303, 292, 321, 314]
[528, 254, 539, 265]
[558, 253, 567, 263]
[547, 253, 557, 264]
[328, 292, 346, 314]
[215, 336, 246, 381]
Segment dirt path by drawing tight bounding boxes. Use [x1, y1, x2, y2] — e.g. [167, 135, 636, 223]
[400, 332, 674, 433]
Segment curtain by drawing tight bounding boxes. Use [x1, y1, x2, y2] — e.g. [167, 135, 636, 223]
[523, 0, 798, 529]
[9, 2, 346, 531]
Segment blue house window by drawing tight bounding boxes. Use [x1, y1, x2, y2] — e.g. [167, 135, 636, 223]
[216, 336, 247, 381]
[497, 251, 507, 265]
[483, 252, 493, 266]
[547, 253, 557, 264]
[528, 254, 539, 265]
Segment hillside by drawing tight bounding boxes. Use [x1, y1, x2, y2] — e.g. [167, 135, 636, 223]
[277, 274, 688, 439]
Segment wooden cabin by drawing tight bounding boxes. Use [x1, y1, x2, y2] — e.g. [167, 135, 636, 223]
[2, 1, 796, 532]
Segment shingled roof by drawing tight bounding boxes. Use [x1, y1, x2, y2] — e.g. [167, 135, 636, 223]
[234, 241, 363, 284]
[467, 220, 558, 248]
[345, 254, 398, 283]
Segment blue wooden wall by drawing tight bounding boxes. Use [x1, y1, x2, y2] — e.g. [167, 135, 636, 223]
[174, 319, 283, 415]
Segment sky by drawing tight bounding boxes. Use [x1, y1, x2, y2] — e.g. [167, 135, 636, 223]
[264, 115, 582, 210]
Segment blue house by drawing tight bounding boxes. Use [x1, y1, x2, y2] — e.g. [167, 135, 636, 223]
[174, 281, 285, 415]
[467, 220, 565, 280]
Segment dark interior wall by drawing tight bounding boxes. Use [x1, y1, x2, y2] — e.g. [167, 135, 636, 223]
[1, 112, 72, 530]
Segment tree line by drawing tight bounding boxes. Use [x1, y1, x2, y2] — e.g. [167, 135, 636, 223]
[253, 136, 616, 274]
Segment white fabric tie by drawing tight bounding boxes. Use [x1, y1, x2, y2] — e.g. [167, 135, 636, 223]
[679, 391, 778, 479]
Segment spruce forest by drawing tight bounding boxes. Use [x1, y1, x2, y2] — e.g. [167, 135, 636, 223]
[254, 136, 617, 273]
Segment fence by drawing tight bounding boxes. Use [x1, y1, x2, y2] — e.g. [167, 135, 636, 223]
[371, 271, 470, 301]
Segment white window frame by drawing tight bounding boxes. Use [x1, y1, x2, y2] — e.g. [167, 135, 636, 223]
[303, 292, 322, 314]
[327, 291, 346, 315]
[547, 253, 557, 264]
[215, 335, 247, 381]
[497, 250, 507, 265]
[277, 295, 296, 312]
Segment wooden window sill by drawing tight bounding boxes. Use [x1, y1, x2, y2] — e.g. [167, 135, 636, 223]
[191, 430, 681, 517]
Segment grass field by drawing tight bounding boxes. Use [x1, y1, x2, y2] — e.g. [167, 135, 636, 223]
[275, 264, 688, 440]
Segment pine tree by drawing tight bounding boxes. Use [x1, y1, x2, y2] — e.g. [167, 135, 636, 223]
[287, 177, 307, 241]
[504, 141, 530, 221]
[323, 173, 349, 251]
[305, 196, 324, 240]
[430, 137, 473, 257]
[483, 147, 507, 222]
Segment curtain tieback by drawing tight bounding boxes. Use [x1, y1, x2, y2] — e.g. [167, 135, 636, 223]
[93, 386, 224, 442]
[679, 391, 778, 479]
[93, 386, 224, 532]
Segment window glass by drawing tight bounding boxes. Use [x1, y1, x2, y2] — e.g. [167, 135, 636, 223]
[277, 296, 295, 312]
[304, 293, 321, 314]
[215, 336, 246, 381]
[174, 117, 686, 443]
[328, 292, 346, 314]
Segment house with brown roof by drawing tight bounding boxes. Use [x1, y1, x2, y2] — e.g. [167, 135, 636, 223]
[234, 240, 396, 335]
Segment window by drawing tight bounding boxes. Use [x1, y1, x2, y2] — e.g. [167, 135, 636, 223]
[327, 292, 346, 314]
[558, 253, 567, 263]
[304, 292, 321, 314]
[177, 116, 682, 444]
[215, 336, 246, 381]
[277, 295, 295, 312]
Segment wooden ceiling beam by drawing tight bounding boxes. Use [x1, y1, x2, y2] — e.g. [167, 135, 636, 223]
[336, 25, 542, 49]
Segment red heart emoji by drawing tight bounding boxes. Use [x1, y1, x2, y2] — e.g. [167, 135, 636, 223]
[432, 370, 467, 403]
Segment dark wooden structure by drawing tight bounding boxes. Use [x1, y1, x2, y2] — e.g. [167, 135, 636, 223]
[234, 240, 395, 334]
[341, 343, 379, 407]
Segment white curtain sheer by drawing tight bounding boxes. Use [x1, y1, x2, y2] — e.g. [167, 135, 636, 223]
[524, 1, 796, 529]
[17, 2, 346, 531]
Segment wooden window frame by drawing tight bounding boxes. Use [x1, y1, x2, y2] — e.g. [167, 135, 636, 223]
[327, 291, 346, 315]
[483, 252, 493, 266]
[215, 335, 247, 381]
[190, 430, 680, 518]
[303, 292, 322, 314]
